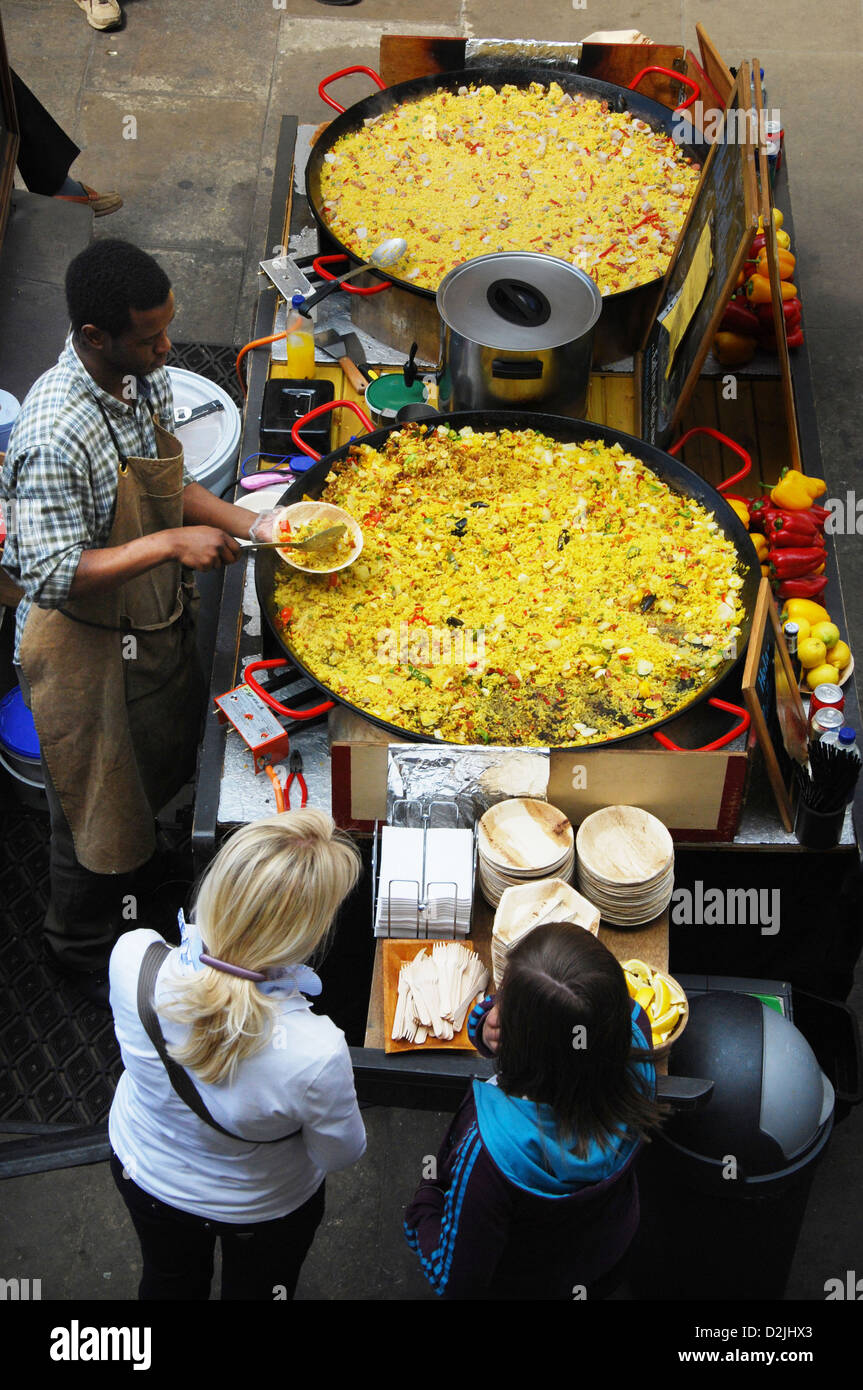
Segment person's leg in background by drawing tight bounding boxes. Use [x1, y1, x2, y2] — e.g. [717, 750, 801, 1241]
[110, 1153, 217, 1301]
[10, 69, 122, 214]
[73, 0, 122, 33]
[219, 1183, 326, 1301]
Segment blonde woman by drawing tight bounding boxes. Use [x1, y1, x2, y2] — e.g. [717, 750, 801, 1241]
[108, 810, 366, 1301]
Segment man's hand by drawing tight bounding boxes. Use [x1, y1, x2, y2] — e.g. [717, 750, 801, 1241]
[166, 526, 241, 570]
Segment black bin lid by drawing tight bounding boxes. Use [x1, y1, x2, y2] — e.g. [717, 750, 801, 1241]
[666, 992, 834, 1177]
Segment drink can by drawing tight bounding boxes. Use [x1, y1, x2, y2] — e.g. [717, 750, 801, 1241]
[809, 683, 845, 729]
[811, 707, 844, 740]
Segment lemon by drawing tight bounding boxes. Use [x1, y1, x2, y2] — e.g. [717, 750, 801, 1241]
[651, 1004, 682, 1042]
[635, 986, 655, 1012]
[829, 640, 851, 672]
[798, 637, 827, 670]
[806, 663, 840, 690]
[810, 622, 840, 650]
[651, 974, 670, 1019]
[623, 959, 652, 982]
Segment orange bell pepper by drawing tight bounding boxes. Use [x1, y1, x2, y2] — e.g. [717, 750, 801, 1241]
[756, 248, 796, 280]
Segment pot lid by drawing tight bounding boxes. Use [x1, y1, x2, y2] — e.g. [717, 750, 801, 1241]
[436, 252, 602, 351]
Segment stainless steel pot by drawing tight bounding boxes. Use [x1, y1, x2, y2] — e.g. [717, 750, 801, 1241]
[435, 253, 602, 417]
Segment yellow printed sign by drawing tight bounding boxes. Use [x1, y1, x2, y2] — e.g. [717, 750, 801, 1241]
[660, 216, 714, 379]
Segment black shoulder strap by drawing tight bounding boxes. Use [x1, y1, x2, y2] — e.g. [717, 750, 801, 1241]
[136, 941, 299, 1145]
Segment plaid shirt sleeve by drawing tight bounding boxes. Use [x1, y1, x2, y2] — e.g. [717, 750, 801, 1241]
[8, 437, 98, 608]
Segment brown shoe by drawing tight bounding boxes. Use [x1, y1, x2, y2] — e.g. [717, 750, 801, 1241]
[74, 0, 122, 30]
[55, 183, 124, 217]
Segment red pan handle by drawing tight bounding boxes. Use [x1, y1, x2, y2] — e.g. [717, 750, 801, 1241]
[313, 253, 391, 297]
[669, 427, 752, 494]
[291, 398, 375, 462]
[244, 659, 334, 720]
[319, 65, 387, 114]
[651, 698, 750, 752]
[627, 66, 700, 112]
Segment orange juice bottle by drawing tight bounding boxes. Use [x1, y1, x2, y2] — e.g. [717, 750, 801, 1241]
[285, 294, 315, 378]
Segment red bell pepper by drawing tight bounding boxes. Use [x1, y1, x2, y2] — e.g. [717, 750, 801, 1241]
[755, 299, 802, 328]
[763, 513, 821, 542]
[767, 529, 825, 551]
[786, 328, 805, 349]
[769, 547, 828, 578]
[720, 300, 760, 336]
[776, 575, 829, 599]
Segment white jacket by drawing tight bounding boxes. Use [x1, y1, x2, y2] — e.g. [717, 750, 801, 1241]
[108, 929, 366, 1223]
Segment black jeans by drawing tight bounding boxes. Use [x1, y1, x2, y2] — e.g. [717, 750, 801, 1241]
[110, 1153, 325, 1301]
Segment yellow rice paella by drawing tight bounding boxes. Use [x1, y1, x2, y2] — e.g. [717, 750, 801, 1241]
[317, 80, 701, 296]
[272, 424, 747, 747]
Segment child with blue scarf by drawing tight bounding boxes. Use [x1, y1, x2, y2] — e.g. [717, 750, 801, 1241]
[405, 924, 661, 1300]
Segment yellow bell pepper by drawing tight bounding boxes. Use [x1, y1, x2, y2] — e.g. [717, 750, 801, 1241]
[757, 208, 784, 231]
[752, 532, 769, 561]
[745, 274, 799, 304]
[727, 497, 751, 526]
[770, 468, 827, 509]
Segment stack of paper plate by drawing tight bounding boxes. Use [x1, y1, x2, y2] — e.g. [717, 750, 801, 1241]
[477, 798, 574, 908]
[575, 805, 674, 926]
[491, 878, 600, 986]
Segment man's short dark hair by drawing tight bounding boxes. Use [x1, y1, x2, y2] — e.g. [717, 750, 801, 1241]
[66, 239, 172, 337]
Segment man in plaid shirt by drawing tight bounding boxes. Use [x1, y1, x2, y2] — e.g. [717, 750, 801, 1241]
[0, 240, 265, 1004]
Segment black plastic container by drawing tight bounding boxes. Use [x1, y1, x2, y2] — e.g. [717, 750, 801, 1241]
[259, 379, 334, 462]
[630, 990, 834, 1300]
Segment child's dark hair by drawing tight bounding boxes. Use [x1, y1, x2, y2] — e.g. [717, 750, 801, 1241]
[66, 239, 171, 337]
[496, 922, 664, 1160]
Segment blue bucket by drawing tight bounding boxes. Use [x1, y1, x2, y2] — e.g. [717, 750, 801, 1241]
[0, 685, 45, 804]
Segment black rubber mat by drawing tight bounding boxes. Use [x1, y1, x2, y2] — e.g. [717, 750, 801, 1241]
[0, 806, 121, 1126]
[0, 805, 195, 1130]
[169, 341, 244, 407]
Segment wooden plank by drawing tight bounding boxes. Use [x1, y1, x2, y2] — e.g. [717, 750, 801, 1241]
[697, 24, 735, 107]
[715, 372, 760, 494]
[641, 65, 760, 449]
[676, 379, 724, 489]
[685, 50, 725, 111]
[598, 373, 636, 434]
[751, 379, 791, 489]
[578, 44, 685, 109]
[379, 35, 467, 86]
[751, 56, 802, 473]
[586, 372, 605, 426]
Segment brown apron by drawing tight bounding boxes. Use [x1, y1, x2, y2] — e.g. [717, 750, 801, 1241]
[19, 408, 205, 874]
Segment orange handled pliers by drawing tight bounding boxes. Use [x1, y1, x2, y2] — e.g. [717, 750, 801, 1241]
[286, 750, 308, 808]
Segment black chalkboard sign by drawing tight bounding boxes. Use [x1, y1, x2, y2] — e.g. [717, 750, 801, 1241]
[742, 580, 808, 831]
[639, 65, 759, 449]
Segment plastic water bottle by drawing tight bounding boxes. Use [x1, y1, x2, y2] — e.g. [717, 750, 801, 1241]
[285, 293, 316, 379]
[820, 726, 859, 756]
